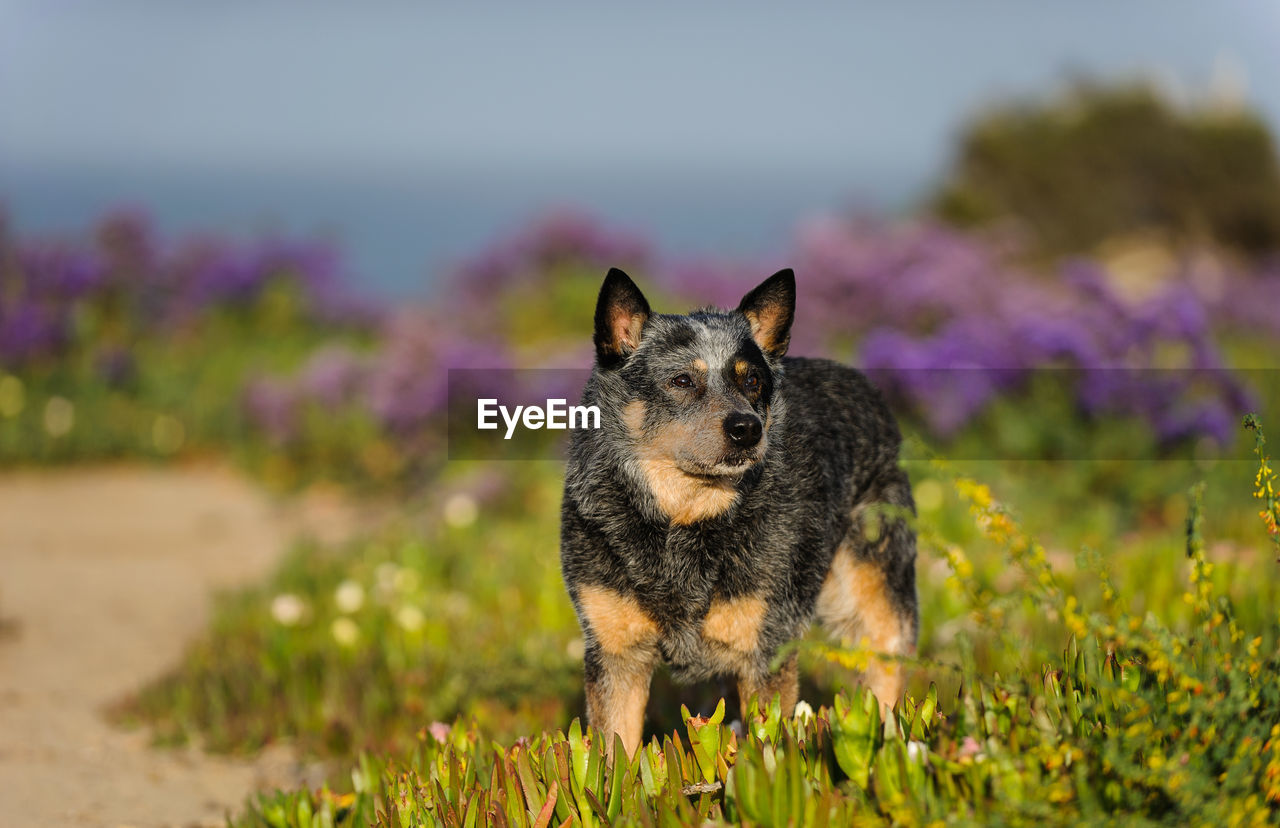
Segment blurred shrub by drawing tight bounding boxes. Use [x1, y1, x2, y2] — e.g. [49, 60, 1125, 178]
[3, 205, 1276, 489]
[236, 212, 650, 487]
[933, 82, 1280, 259]
[0, 209, 376, 464]
[252, 210, 1276, 484]
[664, 218, 1274, 453]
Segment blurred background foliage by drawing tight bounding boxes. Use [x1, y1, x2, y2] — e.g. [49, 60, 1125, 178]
[934, 82, 1280, 260]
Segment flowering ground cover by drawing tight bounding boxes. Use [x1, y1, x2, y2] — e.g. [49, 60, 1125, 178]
[8, 209, 1278, 487]
[0, 209, 377, 470]
[222, 418, 1280, 826]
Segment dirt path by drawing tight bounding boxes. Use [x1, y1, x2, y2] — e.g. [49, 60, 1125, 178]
[0, 464, 371, 828]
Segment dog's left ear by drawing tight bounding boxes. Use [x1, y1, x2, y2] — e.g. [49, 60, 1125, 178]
[737, 269, 795, 358]
[594, 268, 651, 368]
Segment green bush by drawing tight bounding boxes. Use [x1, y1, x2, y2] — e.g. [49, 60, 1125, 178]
[933, 82, 1280, 258]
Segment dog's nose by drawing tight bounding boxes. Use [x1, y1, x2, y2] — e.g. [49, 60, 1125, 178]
[723, 412, 763, 448]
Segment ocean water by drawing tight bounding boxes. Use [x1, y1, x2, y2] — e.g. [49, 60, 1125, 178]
[0, 161, 924, 299]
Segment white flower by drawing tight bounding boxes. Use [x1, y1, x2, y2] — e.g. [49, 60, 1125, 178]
[907, 740, 928, 763]
[331, 617, 360, 647]
[442, 493, 479, 528]
[43, 396, 75, 437]
[151, 414, 185, 454]
[334, 580, 365, 614]
[374, 563, 400, 600]
[793, 700, 815, 722]
[393, 567, 421, 594]
[442, 591, 471, 618]
[270, 593, 306, 626]
[396, 605, 425, 632]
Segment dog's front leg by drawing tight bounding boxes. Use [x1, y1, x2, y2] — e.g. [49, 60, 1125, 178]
[572, 583, 662, 757]
[737, 651, 799, 718]
[584, 642, 658, 758]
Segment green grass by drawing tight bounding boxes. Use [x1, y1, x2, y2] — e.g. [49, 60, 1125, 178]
[0, 281, 371, 472]
[217, 418, 1280, 826]
[118, 462, 582, 755]
[114, 417, 1280, 822]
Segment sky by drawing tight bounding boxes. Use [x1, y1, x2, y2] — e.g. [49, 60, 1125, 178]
[5, 2, 1279, 175]
[2, 2, 1279, 293]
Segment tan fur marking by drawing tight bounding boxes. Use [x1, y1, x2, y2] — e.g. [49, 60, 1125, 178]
[621, 400, 646, 437]
[638, 456, 738, 524]
[692, 358, 708, 373]
[624, 400, 741, 524]
[744, 306, 787, 353]
[702, 594, 767, 652]
[817, 546, 915, 710]
[608, 309, 645, 355]
[586, 657, 653, 758]
[578, 585, 659, 655]
[733, 359, 749, 380]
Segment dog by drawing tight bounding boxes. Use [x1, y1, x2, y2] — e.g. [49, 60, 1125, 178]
[560, 267, 918, 756]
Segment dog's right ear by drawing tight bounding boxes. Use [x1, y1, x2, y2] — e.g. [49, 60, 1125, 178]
[593, 268, 651, 368]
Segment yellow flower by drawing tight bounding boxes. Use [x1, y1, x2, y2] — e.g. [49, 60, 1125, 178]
[0, 374, 24, 418]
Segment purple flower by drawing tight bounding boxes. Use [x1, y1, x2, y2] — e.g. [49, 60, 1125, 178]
[93, 346, 136, 387]
[17, 243, 106, 300]
[299, 345, 367, 407]
[243, 378, 301, 445]
[94, 208, 155, 278]
[450, 210, 650, 303]
[0, 302, 67, 367]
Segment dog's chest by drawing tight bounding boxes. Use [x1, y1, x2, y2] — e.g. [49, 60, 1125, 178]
[612, 521, 790, 677]
[654, 592, 771, 680]
[642, 534, 777, 676]
[637, 521, 768, 586]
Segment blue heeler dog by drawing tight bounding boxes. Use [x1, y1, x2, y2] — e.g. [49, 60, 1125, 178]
[560, 268, 917, 755]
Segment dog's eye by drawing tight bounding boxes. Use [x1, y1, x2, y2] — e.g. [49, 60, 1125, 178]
[745, 373, 760, 391]
[672, 374, 695, 389]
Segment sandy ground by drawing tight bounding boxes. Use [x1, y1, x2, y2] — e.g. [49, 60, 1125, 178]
[0, 464, 373, 828]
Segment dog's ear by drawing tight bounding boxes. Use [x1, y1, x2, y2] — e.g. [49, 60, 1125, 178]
[593, 268, 651, 368]
[737, 268, 795, 358]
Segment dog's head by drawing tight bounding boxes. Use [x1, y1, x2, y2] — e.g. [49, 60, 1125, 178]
[592, 268, 794, 479]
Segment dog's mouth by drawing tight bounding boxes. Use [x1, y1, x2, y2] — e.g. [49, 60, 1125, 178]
[675, 450, 762, 479]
